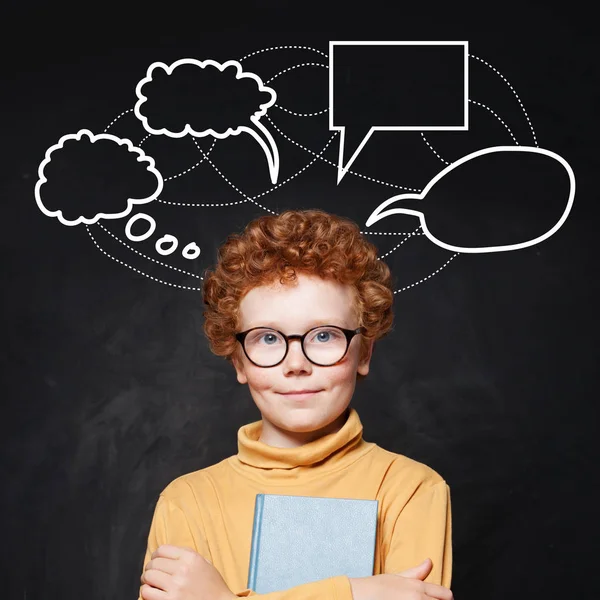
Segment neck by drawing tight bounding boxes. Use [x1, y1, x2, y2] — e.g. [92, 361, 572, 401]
[258, 408, 350, 448]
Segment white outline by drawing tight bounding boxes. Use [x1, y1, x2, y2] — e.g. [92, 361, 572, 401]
[35, 129, 163, 227]
[365, 146, 576, 253]
[155, 234, 179, 256]
[125, 212, 156, 242]
[98, 222, 202, 274]
[134, 58, 280, 184]
[329, 41, 469, 184]
[182, 242, 201, 260]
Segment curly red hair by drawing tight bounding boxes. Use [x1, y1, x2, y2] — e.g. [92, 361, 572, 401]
[202, 209, 395, 380]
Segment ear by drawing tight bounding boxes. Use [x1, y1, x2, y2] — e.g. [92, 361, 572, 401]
[357, 339, 375, 377]
[231, 352, 248, 385]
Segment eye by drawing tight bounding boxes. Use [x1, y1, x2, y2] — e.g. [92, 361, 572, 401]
[246, 328, 284, 347]
[308, 327, 342, 343]
[260, 332, 280, 345]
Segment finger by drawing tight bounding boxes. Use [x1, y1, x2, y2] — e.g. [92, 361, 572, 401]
[420, 592, 450, 600]
[423, 582, 454, 600]
[140, 568, 171, 592]
[394, 558, 433, 579]
[151, 544, 196, 560]
[140, 582, 169, 600]
[144, 557, 178, 575]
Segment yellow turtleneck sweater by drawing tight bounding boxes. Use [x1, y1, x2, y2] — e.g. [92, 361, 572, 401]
[137, 408, 452, 599]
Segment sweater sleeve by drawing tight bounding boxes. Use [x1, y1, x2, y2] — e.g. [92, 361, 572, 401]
[137, 493, 213, 600]
[383, 479, 453, 589]
[138, 493, 354, 600]
[233, 576, 353, 599]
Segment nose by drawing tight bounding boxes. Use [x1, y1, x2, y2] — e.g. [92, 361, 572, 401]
[282, 338, 312, 373]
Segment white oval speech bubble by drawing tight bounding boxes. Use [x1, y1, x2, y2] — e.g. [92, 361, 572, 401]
[365, 145, 575, 253]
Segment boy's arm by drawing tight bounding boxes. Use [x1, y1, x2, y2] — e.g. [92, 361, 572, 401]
[138, 493, 353, 600]
[382, 479, 453, 589]
[232, 576, 352, 599]
[137, 493, 213, 600]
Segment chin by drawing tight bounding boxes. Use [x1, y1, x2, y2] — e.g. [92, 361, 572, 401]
[279, 419, 326, 434]
[271, 405, 347, 433]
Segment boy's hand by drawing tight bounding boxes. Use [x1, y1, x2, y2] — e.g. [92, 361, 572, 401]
[140, 544, 236, 600]
[349, 558, 454, 600]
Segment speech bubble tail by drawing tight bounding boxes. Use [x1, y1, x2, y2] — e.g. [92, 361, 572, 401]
[336, 127, 374, 185]
[246, 116, 280, 185]
[365, 193, 424, 227]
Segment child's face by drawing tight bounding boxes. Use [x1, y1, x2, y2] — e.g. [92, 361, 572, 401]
[232, 272, 373, 446]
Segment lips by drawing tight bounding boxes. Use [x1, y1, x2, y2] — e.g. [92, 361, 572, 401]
[279, 390, 320, 395]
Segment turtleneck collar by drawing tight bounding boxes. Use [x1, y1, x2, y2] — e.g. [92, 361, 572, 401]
[232, 407, 373, 473]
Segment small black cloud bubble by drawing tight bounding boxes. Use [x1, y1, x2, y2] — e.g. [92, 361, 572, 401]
[135, 59, 276, 136]
[36, 130, 163, 226]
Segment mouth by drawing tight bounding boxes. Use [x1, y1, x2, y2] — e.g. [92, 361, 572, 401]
[278, 390, 322, 398]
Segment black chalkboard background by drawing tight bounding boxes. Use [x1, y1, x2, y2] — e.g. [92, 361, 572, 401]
[2, 2, 598, 599]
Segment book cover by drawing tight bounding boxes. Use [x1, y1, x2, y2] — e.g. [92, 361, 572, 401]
[247, 493, 378, 593]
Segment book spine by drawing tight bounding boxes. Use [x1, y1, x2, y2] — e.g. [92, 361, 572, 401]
[246, 494, 264, 591]
[370, 500, 379, 574]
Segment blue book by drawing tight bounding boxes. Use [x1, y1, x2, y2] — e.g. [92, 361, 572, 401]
[247, 493, 378, 593]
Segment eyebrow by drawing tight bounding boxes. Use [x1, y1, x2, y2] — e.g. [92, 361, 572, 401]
[246, 319, 348, 330]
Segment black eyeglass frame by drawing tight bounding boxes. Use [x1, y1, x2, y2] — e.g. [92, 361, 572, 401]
[235, 325, 366, 368]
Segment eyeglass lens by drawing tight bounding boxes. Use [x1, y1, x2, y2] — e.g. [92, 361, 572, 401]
[243, 326, 348, 366]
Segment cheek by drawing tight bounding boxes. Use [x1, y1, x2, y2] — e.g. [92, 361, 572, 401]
[246, 368, 275, 390]
[326, 358, 360, 387]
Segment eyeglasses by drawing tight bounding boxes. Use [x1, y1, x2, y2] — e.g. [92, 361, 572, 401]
[235, 325, 366, 368]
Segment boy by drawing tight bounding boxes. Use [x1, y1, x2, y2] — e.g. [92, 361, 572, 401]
[138, 209, 453, 600]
